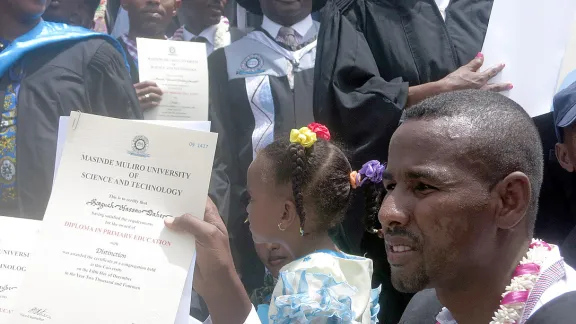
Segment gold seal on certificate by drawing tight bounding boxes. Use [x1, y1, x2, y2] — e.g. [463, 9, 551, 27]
[138, 38, 209, 121]
[10, 112, 217, 324]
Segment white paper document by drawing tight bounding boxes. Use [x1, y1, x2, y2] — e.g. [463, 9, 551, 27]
[11, 112, 217, 324]
[481, 0, 576, 117]
[54, 119, 211, 179]
[0, 217, 41, 323]
[137, 38, 209, 121]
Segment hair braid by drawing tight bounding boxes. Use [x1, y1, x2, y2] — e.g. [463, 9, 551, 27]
[364, 183, 383, 234]
[289, 143, 307, 235]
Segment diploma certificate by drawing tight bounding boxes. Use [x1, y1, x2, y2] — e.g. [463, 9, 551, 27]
[0, 217, 40, 323]
[11, 112, 217, 324]
[138, 38, 209, 121]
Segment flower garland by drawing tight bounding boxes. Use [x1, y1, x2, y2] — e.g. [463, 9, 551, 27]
[213, 17, 230, 51]
[437, 239, 554, 324]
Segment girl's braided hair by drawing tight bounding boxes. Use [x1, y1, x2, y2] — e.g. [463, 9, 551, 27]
[260, 124, 352, 235]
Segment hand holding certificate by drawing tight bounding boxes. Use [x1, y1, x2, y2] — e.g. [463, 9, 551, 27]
[11, 112, 217, 324]
[138, 38, 209, 121]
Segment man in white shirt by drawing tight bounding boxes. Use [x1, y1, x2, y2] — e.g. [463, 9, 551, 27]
[207, 0, 326, 296]
[171, 0, 244, 55]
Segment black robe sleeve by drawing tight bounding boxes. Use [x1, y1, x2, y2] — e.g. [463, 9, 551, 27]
[207, 49, 238, 225]
[85, 40, 143, 119]
[314, 0, 407, 166]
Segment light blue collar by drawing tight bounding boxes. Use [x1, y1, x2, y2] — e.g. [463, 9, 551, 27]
[0, 20, 129, 78]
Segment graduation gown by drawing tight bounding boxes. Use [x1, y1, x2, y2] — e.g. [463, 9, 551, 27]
[0, 21, 142, 219]
[208, 24, 320, 292]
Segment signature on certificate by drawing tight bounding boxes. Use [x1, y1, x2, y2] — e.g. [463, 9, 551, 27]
[28, 307, 52, 320]
[0, 284, 16, 293]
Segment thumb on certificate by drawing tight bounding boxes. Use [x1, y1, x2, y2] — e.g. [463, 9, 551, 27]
[164, 213, 214, 241]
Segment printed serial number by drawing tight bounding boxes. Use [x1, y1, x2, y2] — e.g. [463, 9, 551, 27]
[189, 143, 209, 149]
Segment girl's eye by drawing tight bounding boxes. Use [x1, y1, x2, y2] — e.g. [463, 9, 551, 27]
[385, 183, 396, 191]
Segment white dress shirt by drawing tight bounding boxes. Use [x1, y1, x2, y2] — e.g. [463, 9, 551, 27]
[435, 0, 450, 20]
[261, 14, 314, 43]
[180, 25, 218, 55]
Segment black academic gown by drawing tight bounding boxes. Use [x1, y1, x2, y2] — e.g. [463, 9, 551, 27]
[208, 25, 320, 292]
[315, 0, 493, 322]
[0, 38, 142, 219]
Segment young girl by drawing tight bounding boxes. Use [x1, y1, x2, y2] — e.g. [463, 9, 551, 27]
[246, 123, 384, 323]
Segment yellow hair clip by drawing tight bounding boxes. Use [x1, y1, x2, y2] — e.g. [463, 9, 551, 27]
[290, 127, 317, 148]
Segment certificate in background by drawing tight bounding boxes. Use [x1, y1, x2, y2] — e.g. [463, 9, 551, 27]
[138, 38, 209, 121]
[0, 217, 40, 323]
[481, 0, 576, 117]
[11, 113, 217, 324]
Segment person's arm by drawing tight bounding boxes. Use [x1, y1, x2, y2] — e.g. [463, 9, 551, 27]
[201, 271, 257, 324]
[85, 39, 143, 119]
[406, 54, 512, 108]
[314, 5, 405, 167]
[165, 199, 256, 324]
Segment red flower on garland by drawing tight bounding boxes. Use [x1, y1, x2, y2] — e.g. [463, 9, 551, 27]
[307, 123, 331, 141]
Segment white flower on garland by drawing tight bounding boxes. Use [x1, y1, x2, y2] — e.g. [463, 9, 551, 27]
[213, 17, 230, 51]
[489, 240, 553, 324]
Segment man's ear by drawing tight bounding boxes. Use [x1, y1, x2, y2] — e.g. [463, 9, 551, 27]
[556, 143, 575, 172]
[492, 172, 531, 230]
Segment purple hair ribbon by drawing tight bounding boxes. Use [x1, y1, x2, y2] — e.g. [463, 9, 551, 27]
[357, 160, 386, 187]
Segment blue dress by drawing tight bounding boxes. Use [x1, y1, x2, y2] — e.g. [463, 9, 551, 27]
[266, 250, 380, 323]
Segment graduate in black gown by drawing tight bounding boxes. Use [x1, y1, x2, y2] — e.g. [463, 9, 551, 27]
[0, 0, 141, 219]
[207, 0, 328, 294]
[314, 1, 514, 322]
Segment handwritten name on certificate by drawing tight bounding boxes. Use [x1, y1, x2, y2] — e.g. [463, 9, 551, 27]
[138, 38, 209, 121]
[0, 217, 40, 323]
[11, 112, 217, 324]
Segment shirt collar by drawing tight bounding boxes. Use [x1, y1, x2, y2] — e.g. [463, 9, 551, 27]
[261, 15, 313, 39]
[181, 24, 218, 44]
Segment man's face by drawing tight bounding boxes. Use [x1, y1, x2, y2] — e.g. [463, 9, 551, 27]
[254, 242, 292, 278]
[2, 0, 48, 20]
[259, 0, 313, 27]
[556, 123, 576, 173]
[122, 0, 178, 36]
[180, 0, 226, 29]
[379, 118, 496, 293]
[43, 0, 94, 29]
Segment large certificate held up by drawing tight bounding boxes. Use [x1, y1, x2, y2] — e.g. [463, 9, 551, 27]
[10, 112, 217, 324]
[138, 38, 209, 121]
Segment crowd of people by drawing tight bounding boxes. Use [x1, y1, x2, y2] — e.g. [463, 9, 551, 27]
[2, 0, 576, 323]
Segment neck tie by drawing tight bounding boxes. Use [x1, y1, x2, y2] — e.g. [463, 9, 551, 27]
[276, 27, 298, 50]
[191, 36, 208, 43]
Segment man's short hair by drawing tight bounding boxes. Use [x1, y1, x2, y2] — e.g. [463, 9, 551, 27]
[404, 90, 544, 232]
